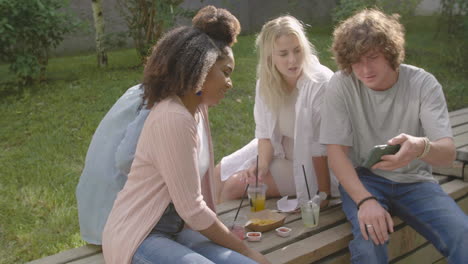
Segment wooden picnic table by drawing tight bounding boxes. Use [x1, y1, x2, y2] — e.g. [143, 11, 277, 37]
[28, 107, 468, 264]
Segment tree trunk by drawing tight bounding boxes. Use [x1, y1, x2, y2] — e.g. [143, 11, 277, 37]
[91, 0, 108, 67]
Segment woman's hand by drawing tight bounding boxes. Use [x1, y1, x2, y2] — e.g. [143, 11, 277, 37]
[239, 165, 269, 184]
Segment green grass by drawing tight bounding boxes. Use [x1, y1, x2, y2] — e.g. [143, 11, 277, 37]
[0, 17, 467, 263]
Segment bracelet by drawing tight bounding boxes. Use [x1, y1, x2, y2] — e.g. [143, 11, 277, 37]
[357, 196, 378, 210]
[417, 137, 431, 159]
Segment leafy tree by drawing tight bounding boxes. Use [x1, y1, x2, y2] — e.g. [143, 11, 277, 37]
[438, 0, 468, 35]
[437, 0, 468, 71]
[0, 0, 78, 84]
[117, 0, 185, 63]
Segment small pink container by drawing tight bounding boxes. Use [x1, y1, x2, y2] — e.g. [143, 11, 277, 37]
[275, 227, 291, 237]
[230, 224, 245, 240]
[246, 232, 262, 242]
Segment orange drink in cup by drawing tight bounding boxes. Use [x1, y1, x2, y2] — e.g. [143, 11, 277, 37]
[248, 184, 267, 212]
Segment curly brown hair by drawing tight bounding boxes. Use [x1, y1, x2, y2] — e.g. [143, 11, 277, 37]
[142, 5, 240, 108]
[332, 9, 405, 74]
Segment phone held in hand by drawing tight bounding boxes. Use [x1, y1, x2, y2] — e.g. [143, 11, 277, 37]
[363, 144, 401, 169]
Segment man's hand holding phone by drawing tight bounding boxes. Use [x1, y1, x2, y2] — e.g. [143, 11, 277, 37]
[371, 133, 427, 170]
[363, 144, 401, 169]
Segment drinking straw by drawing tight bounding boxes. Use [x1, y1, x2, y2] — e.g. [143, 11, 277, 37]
[302, 164, 312, 200]
[255, 155, 258, 211]
[232, 184, 249, 227]
[302, 164, 315, 225]
[255, 155, 259, 188]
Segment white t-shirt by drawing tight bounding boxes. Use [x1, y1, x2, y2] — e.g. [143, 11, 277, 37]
[197, 114, 209, 179]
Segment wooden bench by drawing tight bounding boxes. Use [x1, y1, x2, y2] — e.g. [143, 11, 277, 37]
[28, 107, 468, 264]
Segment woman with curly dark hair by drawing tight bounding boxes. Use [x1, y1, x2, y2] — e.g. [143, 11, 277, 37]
[101, 6, 269, 264]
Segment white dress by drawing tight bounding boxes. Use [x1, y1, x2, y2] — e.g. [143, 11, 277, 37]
[220, 58, 340, 204]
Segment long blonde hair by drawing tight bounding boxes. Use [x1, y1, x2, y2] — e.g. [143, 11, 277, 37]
[256, 16, 318, 112]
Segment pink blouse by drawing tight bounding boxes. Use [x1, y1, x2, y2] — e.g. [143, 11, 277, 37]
[102, 96, 219, 264]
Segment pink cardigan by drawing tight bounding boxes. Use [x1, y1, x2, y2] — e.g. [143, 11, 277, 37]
[102, 97, 219, 264]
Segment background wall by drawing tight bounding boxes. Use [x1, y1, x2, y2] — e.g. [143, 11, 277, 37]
[54, 0, 441, 55]
[416, 0, 441, 15]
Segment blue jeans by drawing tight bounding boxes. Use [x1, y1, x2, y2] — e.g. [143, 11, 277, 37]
[340, 167, 468, 264]
[132, 203, 258, 264]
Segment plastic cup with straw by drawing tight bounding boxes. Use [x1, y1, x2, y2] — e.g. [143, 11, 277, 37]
[301, 164, 318, 227]
[231, 184, 248, 239]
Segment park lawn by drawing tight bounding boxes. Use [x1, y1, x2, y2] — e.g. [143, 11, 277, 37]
[0, 17, 467, 263]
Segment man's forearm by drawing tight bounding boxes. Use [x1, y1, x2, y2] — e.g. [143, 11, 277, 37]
[420, 137, 455, 167]
[327, 144, 372, 204]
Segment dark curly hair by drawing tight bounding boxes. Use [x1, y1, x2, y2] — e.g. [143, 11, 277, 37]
[142, 5, 241, 108]
[332, 9, 405, 74]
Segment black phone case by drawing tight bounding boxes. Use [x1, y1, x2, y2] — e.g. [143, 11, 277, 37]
[363, 144, 401, 169]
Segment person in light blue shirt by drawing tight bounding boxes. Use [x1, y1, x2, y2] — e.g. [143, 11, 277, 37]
[76, 84, 149, 245]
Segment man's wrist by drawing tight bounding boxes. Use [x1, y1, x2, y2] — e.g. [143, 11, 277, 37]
[357, 195, 378, 210]
[417, 137, 431, 159]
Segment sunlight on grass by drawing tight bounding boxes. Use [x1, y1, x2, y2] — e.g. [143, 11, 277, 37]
[0, 17, 467, 263]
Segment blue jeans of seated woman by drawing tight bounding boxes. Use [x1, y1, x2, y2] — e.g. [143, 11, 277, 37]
[132, 203, 258, 264]
[339, 167, 468, 264]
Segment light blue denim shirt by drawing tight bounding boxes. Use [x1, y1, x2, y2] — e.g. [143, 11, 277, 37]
[76, 84, 149, 245]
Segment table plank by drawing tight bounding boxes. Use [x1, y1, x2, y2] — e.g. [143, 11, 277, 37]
[433, 160, 468, 180]
[449, 107, 468, 118]
[456, 146, 468, 162]
[392, 243, 443, 264]
[27, 245, 101, 264]
[264, 180, 468, 264]
[217, 199, 248, 215]
[68, 254, 104, 264]
[454, 132, 468, 148]
[452, 123, 468, 136]
[449, 112, 468, 127]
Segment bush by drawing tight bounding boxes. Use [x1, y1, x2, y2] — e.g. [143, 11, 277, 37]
[436, 0, 468, 74]
[117, 0, 185, 63]
[332, 0, 422, 24]
[0, 0, 78, 84]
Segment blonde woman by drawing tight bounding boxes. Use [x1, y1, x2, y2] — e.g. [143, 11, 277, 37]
[218, 16, 339, 206]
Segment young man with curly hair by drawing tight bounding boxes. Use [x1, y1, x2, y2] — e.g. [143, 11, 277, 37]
[320, 9, 468, 263]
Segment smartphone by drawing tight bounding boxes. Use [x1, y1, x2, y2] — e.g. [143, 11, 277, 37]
[363, 144, 401, 169]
